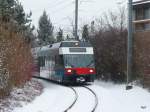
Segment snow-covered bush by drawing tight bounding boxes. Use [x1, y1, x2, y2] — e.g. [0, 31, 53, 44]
[0, 22, 33, 98]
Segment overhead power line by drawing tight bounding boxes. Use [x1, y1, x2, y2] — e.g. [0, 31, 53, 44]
[33, 0, 73, 14]
[48, 1, 74, 14]
[79, 0, 95, 4]
[48, 0, 73, 10]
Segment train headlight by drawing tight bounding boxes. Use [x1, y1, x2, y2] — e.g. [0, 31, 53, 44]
[89, 69, 94, 73]
[67, 69, 72, 73]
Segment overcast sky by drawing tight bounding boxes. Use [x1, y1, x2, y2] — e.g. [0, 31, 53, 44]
[20, 0, 140, 33]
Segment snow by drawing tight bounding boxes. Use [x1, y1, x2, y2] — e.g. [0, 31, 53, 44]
[0, 80, 42, 112]
[68, 87, 96, 112]
[13, 77, 150, 112]
[92, 81, 150, 112]
[13, 80, 76, 112]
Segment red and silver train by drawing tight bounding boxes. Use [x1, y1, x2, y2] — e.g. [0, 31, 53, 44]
[33, 40, 96, 83]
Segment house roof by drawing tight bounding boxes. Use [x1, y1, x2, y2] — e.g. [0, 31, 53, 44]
[133, 0, 150, 9]
[133, 0, 150, 6]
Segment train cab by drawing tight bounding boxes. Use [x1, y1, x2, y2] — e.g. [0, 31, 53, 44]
[35, 41, 96, 84]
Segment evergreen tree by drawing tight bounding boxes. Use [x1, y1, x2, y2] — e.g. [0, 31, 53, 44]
[37, 11, 54, 45]
[56, 28, 64, 42]
[13, 2, 26, 25]
[0, 0, 32, 24]
[0, 0, 15, 21]
[0, 0, 35, 44]
[13, 2, 35, 43]
[82, 24, 89, 42]
[91, 21, 95, 35]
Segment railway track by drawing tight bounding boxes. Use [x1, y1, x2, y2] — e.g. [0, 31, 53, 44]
[63, 87, 78, 112]
[64, 86, 98, 112]
[33, 76, 79, 112]
[82, 86, 98, 112]
[33, 76, 98, 112]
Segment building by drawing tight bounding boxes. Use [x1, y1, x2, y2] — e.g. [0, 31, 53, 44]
[133, 0, 150, 88]
[133, 0, 150, 31]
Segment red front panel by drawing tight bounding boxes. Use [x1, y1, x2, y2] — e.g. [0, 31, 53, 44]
[65, 68, 96, 75]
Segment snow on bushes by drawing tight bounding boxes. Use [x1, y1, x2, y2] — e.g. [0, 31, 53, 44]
[0, 23, 33, 98]
[0, 80, 43, 112]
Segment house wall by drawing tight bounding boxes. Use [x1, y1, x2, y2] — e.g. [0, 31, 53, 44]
[133, 2, 150, 31]
[134, 31, 150, 87]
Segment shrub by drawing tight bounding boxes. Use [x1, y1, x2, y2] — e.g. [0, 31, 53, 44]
[0, 22, 33, 98]
[89, 7, 127, 82]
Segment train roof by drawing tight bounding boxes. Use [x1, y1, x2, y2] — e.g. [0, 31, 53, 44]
[37, 41, 92, 50]
[32, 41, 93, 57]
[60, 41, 92, 47]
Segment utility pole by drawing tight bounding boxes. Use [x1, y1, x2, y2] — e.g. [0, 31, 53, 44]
[75, 0, 78, 40]
[126, 0, 133, 90]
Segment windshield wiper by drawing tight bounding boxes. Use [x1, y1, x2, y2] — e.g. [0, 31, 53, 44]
[87, 60, 94, 67]
[67, 61, 74, 68]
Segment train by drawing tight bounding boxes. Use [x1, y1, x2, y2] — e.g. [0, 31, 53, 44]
[33, 40, 96, 84]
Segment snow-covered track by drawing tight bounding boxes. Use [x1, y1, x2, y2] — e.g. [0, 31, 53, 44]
[82, 86, 98, 112]
[32, 76, 98, 112]
[63, 87, 78, 112]
[32, 76, 79, 112]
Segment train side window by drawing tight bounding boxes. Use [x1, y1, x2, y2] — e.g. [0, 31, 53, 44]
[55, 55, 64, 69]
[40, 56, 45, 67]
[43, 56, 46, 67]
[59, 55, 64, 66]
[55, 55, 59, 66]
[48, 55, 55, 69]
[38, 57, 41, 67]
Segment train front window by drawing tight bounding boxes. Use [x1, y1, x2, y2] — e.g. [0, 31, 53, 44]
[63, 54, 95, 68]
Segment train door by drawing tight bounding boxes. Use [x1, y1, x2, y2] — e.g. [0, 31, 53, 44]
[54, 55, 64, 82]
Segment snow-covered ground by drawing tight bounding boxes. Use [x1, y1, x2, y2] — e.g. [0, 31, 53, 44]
[0, 80, 42, 112]
[92, 81, 150, 112]
[13, 79, 150, 112]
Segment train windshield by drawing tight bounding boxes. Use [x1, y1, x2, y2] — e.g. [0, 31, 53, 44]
[63, 54, 95, 68]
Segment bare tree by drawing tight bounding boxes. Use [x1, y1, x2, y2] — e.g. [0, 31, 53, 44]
[89, 7, 127, 82]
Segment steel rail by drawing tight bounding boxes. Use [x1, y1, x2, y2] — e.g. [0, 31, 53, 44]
[82, 86, 98, 112]
[63, 87, 78, 112]
[32, 76, 78, 112]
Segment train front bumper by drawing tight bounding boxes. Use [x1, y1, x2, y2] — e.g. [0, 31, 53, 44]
[63, 74, 95, 83]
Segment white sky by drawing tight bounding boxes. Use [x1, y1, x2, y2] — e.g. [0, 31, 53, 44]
[20, 0, 140, 33]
